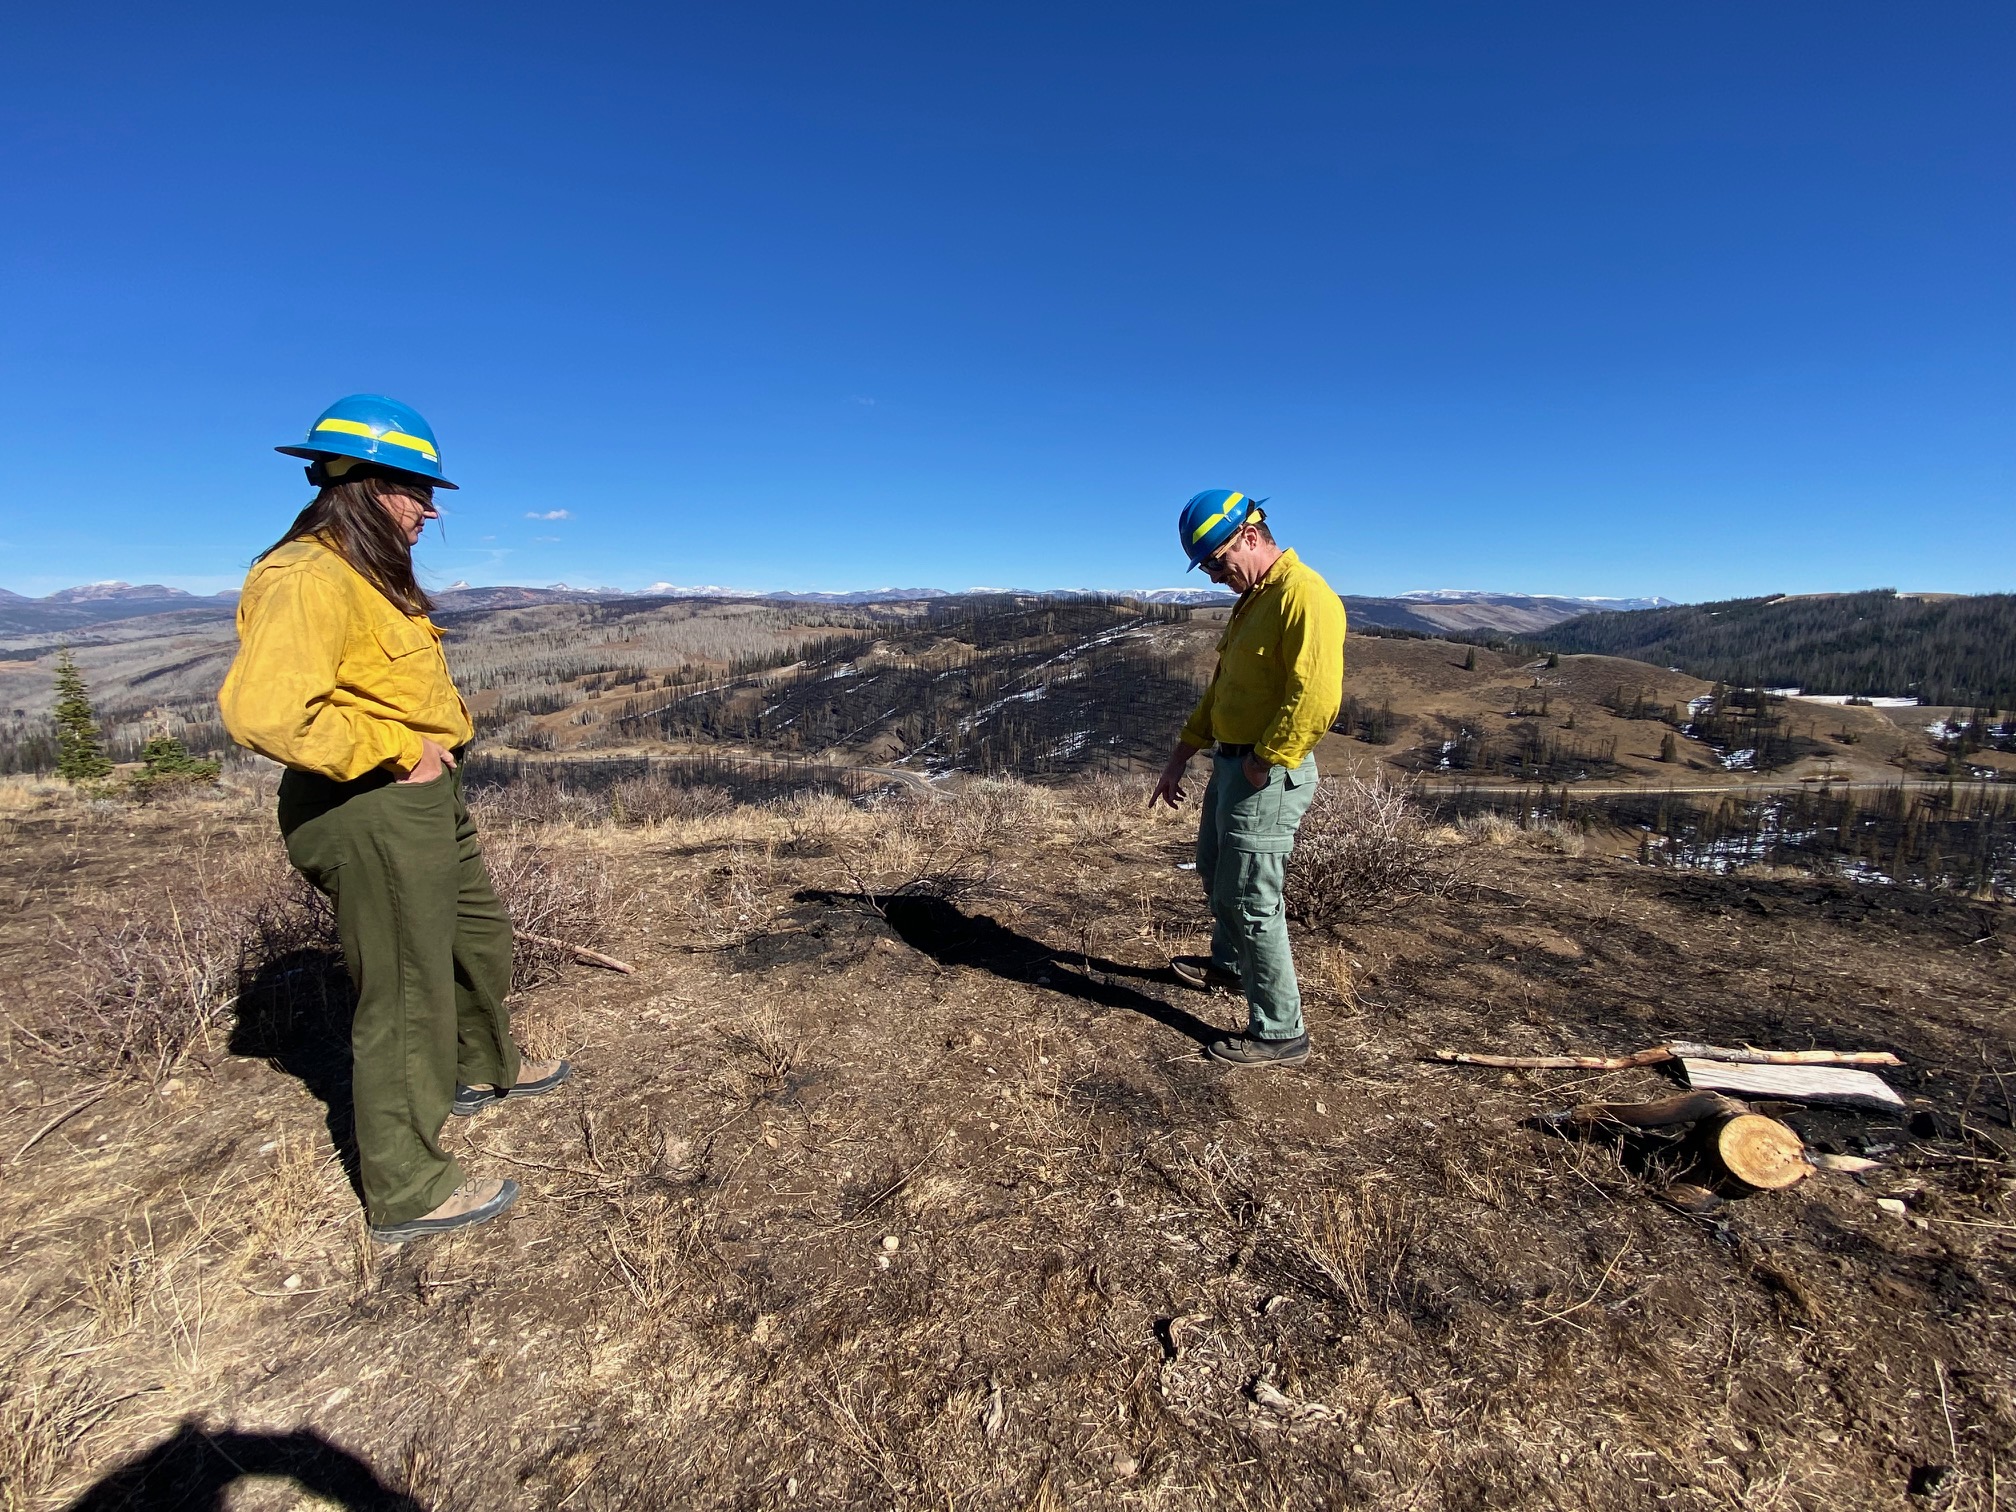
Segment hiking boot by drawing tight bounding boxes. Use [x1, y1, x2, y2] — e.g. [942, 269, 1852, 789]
[368, 1177, 520, 1245]
[1205, 1032, 1311, 1069]
[452, 1058, 574, 1117]
[1170, 955, 1242, 992]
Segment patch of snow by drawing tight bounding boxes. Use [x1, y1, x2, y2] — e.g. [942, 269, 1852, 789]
[1721, 748, 1757, 771]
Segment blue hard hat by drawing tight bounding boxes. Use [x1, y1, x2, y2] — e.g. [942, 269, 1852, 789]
[276, 393, 458, 489]
[1178, 488, 1266, 570]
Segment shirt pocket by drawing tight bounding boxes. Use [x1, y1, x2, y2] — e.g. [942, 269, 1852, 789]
[364, 616, 442, 712]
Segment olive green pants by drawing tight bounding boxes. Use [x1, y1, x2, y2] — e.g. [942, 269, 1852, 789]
[1196, 752, 1319, 1041]
[279, 761, 517, 1227]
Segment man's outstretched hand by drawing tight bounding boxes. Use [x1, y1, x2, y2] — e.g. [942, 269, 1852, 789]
[1150, 741, 1201, 809]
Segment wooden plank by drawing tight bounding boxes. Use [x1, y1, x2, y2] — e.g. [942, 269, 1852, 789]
[1680, 1059, 1905, 1111]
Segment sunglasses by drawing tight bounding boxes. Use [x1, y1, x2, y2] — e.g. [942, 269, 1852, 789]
[1200, 528, 1248, 577]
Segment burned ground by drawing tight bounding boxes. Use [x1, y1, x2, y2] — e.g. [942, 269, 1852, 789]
[0, 775, 2011, 1510]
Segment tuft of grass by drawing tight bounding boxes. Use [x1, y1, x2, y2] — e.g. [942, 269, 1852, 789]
[815, 778, 1049, 908]
[0, 1347, 113, 1511]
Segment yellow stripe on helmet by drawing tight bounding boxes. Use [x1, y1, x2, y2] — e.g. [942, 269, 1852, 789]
[1189, 491, 1245, 544]
[378, 429, 439, 460]
[311, 418, 439, 461]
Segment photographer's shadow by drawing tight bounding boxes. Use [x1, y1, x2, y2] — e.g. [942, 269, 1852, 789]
[64, 1422, 422, 1511]
[228, 946, 363, 1202]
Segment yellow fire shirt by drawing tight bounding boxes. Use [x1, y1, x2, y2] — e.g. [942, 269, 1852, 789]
[1178, 548, 1347, 768]
[219, 538, 473, 781]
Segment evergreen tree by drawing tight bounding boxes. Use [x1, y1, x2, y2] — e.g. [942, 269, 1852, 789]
[132, 731, 220, 793]
[52, 648, 113, 782]
[1462, 647, 1477, 671]
[1659, 731, 1678, 763]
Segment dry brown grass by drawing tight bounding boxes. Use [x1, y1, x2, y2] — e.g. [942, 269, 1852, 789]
[0, 774, 2009, 1509]
[49, 849, 325, 1082]
[0, 1346, 115, 1512]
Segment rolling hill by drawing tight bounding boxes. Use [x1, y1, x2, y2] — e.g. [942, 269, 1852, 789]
[1536, 590, 2016, 707]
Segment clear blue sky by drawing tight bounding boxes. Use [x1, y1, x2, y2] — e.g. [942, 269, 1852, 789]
[1, 3, 2009, 601]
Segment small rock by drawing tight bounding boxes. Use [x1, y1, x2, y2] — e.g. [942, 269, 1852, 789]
[157, 1078, 185, 1099]
[257, 1140, 280, 1156]
[1113, 1453, 1139, 1479]
[1876, 1198, 1908, 1217]
[1314, 1101, 1328, 1115]
[880, 1234, 900, 1253]
[282, 1274, 302, 1291]
[786, 1477, 799, 1498]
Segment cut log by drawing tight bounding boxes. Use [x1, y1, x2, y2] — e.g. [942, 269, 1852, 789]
[1665, 1041, 1901, 1068]
[1552, 1091, 1750, 1129]
[1714, 1114, 1811, 1190]
[1432, 1042, 1901, 1071]
[1680, 1059, 1905, 1112]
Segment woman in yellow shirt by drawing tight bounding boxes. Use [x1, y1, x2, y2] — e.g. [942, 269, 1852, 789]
[222, 394, 569, 1244]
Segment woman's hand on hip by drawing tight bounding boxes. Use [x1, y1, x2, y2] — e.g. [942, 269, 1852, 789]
[396, 738, 457, 784]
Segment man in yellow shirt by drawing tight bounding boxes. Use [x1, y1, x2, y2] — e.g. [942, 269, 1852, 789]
[1150, 490, 1346, 1068]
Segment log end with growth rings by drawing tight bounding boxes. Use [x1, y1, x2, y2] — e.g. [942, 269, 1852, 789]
[1714, 1114, 1811, 1191]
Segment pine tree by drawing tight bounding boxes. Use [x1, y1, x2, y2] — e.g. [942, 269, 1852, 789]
[1462, 647, 1477, 671]
[53, 648, 113, 782]
[131, 731, 220, 793]
[1659, 731, 1678, 763]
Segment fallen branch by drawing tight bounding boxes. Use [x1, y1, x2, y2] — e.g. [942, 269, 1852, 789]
[514, 930, 635, 975]
[11, 1087, 109, 1164]
[1431, 1040, 1901, 1071]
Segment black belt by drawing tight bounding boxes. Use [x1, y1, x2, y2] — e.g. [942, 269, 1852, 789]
[1217, 742, 1255, 758]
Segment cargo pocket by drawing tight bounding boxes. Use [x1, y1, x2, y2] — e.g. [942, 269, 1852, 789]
[1221, 758, 1289, 852]
[1279, 757, 1319, 837]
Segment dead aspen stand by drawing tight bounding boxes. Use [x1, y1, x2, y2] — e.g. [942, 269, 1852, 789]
[1680, 1059, 1905, 1112]
[1713, 1114, 1810, 1191]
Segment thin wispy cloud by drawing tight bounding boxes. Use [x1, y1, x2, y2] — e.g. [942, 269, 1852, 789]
[525, 509, 571, 520]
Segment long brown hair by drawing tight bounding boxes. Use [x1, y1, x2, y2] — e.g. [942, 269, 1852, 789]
[258, 473, 435, 616]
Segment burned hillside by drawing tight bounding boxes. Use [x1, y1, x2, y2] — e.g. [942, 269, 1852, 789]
[619, 596, 1204, 774]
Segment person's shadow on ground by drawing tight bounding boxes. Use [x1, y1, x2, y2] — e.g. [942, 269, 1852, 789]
[796, 888, 1225, 1047]
[63, 1423, 423, 1511]
[227, 946, 364, 1202]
